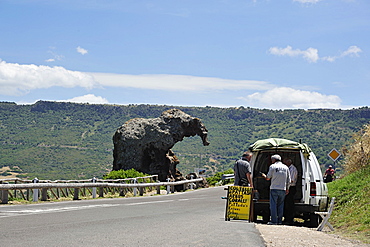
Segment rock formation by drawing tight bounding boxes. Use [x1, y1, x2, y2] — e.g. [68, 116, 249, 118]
[112, 109, 210, 181]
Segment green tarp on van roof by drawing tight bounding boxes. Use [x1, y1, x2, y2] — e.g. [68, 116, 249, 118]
[248, 138, 311, 155]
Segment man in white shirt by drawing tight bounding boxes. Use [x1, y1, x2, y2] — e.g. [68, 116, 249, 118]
[262, 154, 291, 225]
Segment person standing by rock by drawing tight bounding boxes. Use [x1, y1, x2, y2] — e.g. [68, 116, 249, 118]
[234, 152, 253, 188]
[261, 154, 291, 225]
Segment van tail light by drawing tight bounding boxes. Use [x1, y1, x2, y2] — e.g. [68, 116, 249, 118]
[310, 182, 317, 196]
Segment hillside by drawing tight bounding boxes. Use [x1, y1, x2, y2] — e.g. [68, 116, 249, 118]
[1, 101, 370, 180]
[327, 124, 370, 243]
[327, 165, 370, 243]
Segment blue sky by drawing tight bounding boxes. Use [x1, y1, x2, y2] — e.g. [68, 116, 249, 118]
[0, 0, 369, 109]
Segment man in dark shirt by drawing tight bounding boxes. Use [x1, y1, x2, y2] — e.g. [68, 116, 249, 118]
[234, 152, 253, 188]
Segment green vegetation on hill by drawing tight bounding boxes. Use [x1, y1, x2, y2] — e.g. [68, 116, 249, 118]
[1, 101, 369, 243]
[327, 125, 370, 243]
[328, 166, 370, 243]
[103, 169, 149, 180]
[1, 101, 370, 180]
[205, 168, 234, 186]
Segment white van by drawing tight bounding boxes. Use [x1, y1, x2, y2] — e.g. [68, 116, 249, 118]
[249, 138, 329, 227]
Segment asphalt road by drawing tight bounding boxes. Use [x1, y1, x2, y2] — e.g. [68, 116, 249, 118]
[0, 186, 265, 247]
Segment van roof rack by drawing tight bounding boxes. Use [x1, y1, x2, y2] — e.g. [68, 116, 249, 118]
[248, 138, 311, 156]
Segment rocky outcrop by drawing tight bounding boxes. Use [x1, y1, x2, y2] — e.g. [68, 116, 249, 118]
[113, 109, 209, 181]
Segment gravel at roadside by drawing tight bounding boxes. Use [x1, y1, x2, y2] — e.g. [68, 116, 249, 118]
[255, 223, 370, 247]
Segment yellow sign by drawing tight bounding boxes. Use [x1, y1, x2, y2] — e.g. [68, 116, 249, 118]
[225, 186, 253, 221]
[328, 148, 341, 162]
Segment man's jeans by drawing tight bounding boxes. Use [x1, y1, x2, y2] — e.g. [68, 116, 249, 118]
[270, 189, 286, 224]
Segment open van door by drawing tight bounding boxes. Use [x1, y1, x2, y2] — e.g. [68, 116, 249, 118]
[249, 138, 329, 227]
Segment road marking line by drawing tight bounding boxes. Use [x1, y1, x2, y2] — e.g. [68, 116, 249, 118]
[0, 204, 119, 218]
[0, 196, 206, 217]
[125, 200, 174, 206]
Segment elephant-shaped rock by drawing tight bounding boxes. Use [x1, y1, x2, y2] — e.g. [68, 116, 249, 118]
[113, 109, 209, 181]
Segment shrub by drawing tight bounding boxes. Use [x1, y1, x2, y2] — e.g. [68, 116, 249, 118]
[342, 124, 370, 174]
[103, 169, 149, 180]
[206, 168, 234, 186]
[0, 171, 10, 176]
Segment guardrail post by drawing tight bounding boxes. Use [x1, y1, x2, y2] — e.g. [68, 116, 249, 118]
[92, 177, 97, 199]
[133, 179, 137, 196]
[14, 180, 17, 199]
[166, 178, 171, 194]
[0, 181, 2, 201]
[156, 181, 161, 195]
[32, 178, 39, 202]
[73, 188, 79, 200]
[139, 182, 144, 196]
[190, 175, 194, 190]
[171, 183, 175, 193]
[41, 188, 48, 201]
[119, 180, 125, 196]
[1, 182, 9, 204]
[99, 186, 104, 198]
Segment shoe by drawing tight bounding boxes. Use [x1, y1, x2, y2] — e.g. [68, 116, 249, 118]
[267, 222, 277, 225]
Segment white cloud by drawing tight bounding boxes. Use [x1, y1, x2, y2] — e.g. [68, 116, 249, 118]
[270, 45, 362, 63]
[342, 45, 362, 56]
[90, 73, 272, 91]
[322, 56, 335, 62]
[0, 60, 345, 109]
[240, 87, 342, 109]
[323, 45, 362, 62]
[0, 60, 272, 97]
[91, 73, 344, 109]
[46, 48, 64, 63]
[269, 46, 319, 63]
[77, 46, 88, 55]
[0, 60, 98, 96]
[60, 94, 109, 104]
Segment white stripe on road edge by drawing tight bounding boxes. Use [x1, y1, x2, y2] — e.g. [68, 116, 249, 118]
[0, 196, 204, 218]
[0, 204, 119, 218]
[125, 200, 174, 206]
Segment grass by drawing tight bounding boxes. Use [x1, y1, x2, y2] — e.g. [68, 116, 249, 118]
[327, 165, 370, 244]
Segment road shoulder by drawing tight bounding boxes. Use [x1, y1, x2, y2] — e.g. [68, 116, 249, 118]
[255, 223, 369, 247]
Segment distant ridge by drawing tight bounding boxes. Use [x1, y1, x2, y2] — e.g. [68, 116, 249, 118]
[0, 101, 369, 180]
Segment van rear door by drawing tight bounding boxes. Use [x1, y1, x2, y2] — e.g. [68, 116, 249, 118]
[307, 152, 328, 210]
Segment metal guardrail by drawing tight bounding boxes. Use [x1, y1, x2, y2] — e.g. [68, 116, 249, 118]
[0, 176, 203, 204]
[221, 174, 235, 180]
[0, 175, 159, 184]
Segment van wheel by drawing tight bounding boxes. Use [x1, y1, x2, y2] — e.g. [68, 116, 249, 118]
[309, 213, 320, 228]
